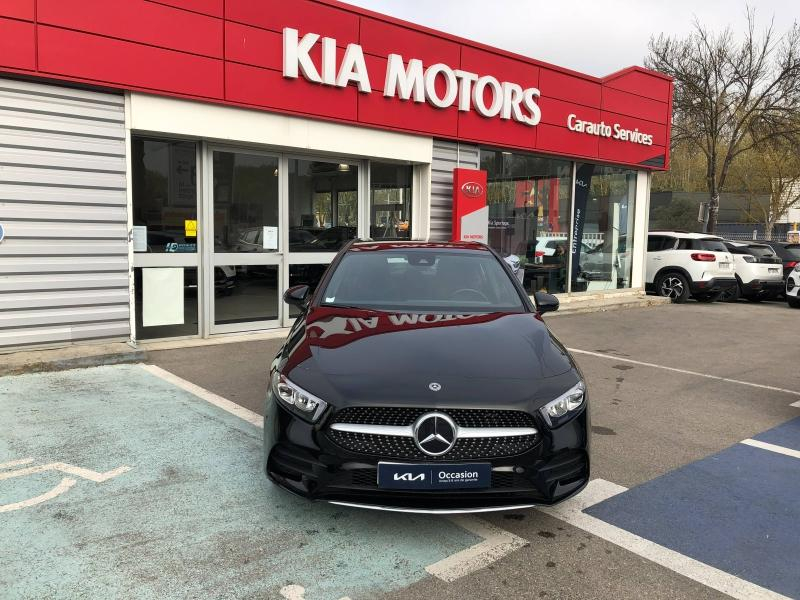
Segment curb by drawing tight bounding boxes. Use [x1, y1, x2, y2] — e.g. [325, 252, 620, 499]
[0, 348, 147, 377]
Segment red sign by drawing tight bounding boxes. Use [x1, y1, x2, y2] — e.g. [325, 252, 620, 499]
[0, 0, 673, 169]
[452, 168, 488, 244]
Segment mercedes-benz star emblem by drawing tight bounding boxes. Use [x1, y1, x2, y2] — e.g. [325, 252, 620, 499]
[428, 382, 442, 391]
[413, 412, 457, 457]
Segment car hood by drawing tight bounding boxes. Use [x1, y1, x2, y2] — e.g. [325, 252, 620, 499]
[279, 307, 579, 409]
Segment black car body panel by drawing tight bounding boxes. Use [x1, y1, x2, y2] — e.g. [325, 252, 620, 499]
[264, 241, 590, 512]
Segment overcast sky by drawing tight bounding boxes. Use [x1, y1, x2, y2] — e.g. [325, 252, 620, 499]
[342, 0, 800, 77]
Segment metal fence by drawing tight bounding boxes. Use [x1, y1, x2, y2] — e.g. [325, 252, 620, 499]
[721, 231, 789, 242]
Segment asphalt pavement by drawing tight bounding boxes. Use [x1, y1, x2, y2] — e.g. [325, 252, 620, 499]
[1, 298, 798, 599]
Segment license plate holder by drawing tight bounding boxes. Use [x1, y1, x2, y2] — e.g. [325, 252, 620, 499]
[769, 268, 779, 274]
[377, 462, 491, 490]
[720, 262, 730, 269]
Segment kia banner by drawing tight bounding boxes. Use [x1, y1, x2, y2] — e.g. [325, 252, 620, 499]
[571, 164, 595, 283]
[452, 168, 489, 244]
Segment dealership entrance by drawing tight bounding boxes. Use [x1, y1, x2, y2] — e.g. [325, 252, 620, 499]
[131, 137, 418, 341]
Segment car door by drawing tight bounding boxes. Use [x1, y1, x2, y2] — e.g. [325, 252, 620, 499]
[646, 235, 673, 283]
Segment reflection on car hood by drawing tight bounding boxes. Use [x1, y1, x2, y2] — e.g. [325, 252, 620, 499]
[279, 307, 577, 407]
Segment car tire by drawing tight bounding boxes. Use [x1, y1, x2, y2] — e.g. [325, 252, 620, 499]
[656, 272, 690, 303]
[695, 292, 722, 303]
[720, 284, 740, 303]
[788, 295, 800, 309]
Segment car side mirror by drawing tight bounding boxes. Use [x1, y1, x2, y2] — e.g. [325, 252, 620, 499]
[534, 292, 559, 314]
[283, 285, 310, 309]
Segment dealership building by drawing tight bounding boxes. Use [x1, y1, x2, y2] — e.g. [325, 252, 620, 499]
[0, 0, 673, 350]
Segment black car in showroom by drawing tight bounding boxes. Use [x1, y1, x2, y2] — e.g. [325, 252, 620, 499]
[264, 240, 589, 513]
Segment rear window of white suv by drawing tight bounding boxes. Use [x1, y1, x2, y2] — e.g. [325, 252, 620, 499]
[676, 238, 728, 252]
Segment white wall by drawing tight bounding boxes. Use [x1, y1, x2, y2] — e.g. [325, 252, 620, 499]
[630, 170, 651, 289]
[128, 93, 433, 164]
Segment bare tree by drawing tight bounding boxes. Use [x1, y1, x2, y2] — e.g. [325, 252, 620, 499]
[732, 138, 800, 237]
[646, 9, 800, 232]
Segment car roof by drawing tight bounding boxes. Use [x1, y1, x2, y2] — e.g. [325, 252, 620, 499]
[349, 240, 490, 252]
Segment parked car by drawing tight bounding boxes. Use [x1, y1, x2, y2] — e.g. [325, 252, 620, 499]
[265, 240, 588, 512]
[646, 231, 736, 303]
[758, 241, 800, 293]
[720, 241, 784, 302]
[787, 263, 800, 308]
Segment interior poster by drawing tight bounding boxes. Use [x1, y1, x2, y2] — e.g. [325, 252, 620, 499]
[452, 168, 488, 244]
[571, 164, 595, 282]
[142, 268, 184, 327]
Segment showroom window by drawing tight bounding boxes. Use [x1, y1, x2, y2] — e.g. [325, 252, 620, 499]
[131, 138, 198, 253]
[480, 149, 572, 294]
[370, 162, 413, 239]
[288, 159, 359, 251]
[570, 164, 637, 292]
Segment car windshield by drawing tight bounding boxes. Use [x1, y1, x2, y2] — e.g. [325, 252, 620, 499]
[320, 248, 526, 313]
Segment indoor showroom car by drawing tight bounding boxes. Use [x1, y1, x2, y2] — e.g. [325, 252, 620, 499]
[263, 240, 589, 513]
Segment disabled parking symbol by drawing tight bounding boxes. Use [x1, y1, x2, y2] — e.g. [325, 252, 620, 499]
[0, 457, 130, 513]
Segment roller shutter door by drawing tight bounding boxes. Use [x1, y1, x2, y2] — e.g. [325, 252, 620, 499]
[0, 78, 129, 350]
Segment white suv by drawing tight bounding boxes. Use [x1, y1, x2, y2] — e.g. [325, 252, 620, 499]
[721, 241, 785, 302]
[787, 263, 800, 308]
[646, 232, 736, 303]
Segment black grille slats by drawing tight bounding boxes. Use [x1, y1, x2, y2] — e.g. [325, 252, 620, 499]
[326, 430, 538, 460]
[331, 406, 536, 428]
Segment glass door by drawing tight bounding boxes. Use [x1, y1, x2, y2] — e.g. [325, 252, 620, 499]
[282, 156, 363, 326]
[205, 146, 283, 333]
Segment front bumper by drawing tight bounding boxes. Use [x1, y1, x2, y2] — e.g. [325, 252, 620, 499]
[264, 399, 590, 512]
[690, 277, 737, 294]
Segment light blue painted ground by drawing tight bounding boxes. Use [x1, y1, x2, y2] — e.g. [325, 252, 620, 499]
[0, 365, 480, 600]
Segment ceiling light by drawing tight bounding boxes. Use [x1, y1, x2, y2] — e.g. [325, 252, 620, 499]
[338, 163, 351, 172]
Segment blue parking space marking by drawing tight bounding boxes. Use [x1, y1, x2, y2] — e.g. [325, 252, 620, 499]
[752, 416, 800, 452]
[584, 439, 800, 599]
[0, 366, 481, 600]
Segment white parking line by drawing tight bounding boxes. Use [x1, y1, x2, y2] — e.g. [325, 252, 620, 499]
[567, 348, 800, 398]
[538, 479, 791, 600]
[140, 364, 263, 428]
[426, 515, 528, 582]
[142, 363, 529, 584]
[0, 477, 76, 513]
[741, 439, 800, 460]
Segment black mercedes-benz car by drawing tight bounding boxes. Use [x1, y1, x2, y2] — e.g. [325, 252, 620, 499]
[264, 240, 589, 513]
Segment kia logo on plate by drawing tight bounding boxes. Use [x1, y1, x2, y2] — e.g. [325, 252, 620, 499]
[461, 182, 484, 198]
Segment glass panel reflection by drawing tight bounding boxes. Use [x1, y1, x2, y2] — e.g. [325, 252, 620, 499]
[214, 265, 279, 325]
[370, 162, 412, 239]
[213, 151, 279, 253]
[570, 164, 637, 292]
[131, 138, 198, 253]
[480, 149, 572, 294]
[289, 159, 358, 251]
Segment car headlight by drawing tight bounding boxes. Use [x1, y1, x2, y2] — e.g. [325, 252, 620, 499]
[271, 371, 328, 422]
[539, 382, 586, 428]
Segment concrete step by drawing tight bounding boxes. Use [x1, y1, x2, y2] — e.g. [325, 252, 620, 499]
[546, 291, 671, 316]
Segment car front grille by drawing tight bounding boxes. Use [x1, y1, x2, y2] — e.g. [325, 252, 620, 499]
[326, 407, 540, 460]
[330, 406, 537, 428]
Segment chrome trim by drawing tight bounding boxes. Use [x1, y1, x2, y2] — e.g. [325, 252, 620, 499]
[458, 427, 538, 438]
[329, 423, 538, 438]
[328, 500, 538, 514]
[329, 423, 414, 437]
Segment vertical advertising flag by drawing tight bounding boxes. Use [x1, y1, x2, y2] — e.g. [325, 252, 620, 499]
[571, 164, 595, 282]
[452, 168, 489, 243]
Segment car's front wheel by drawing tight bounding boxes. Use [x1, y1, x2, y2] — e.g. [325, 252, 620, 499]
[788, 295, 800, 308]
[656, 272, 690, 303]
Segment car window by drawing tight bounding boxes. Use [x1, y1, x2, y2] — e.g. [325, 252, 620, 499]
[785, 244, 800, 259]
[320, 249, 526, 313]
[698, 238, 728, 252]
[746, 245, 776, 258]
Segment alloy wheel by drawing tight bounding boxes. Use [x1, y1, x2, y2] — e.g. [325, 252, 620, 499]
[660, 276, 684, 299]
